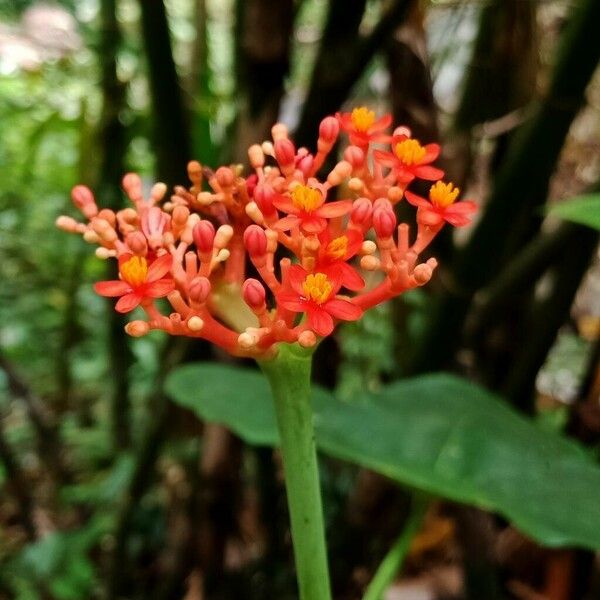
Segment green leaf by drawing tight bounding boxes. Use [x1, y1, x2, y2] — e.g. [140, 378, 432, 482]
[165, 364, 600, 550]
[547, 193, 600, 230]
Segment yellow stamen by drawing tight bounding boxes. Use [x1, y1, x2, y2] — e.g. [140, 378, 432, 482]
[394, 139, 426, 165]
[325, 235, 348, 260]
[350, 107, 376, 133]
[291, 185, 323, 212]
[429, 181, 460, 208]
[120, 256, 148, 286]
[302, 273, 333, 305]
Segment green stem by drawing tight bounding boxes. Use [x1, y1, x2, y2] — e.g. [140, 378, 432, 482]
[362, 494, 429, 600]
[259, 343, 332, 600]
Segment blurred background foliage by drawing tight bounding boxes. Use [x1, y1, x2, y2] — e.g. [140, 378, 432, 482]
[0, 0, 599, 599]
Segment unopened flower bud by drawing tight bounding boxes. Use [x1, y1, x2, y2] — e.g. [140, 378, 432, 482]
[351, 197, 373, 225]
[122, 173, 143, 202]
[214, 224, 233, 249]
[274, 139, 296, 174]
[248, 144, 265, 168]
[172, 205, 190, 227]
[187, 316, 204, 332]
[125, 320, 150, 337]
[319, 116, 339, 145]
[254, 183, 276, 216]
[327, 161, 352, 187]
[244, 224, 268, 256]
[215, 166, 235, 188]
[151, 182, 167, 202]
[193, 220, 215, 253]
[188, 277, 211, 304]
[343, 146, 364, 168]
[271, 123, 288, 141]
[360, 255, 380, 271]
[373, 206, 397, 239]
[71, 185, 98, 218]
[393, 126, 411, 137]
[55, 215, 80, 232]
[298, 155, 314, 176]
[242, 278, 266, 310]
[126, 231, 148, 255]
[298, 330, 317, 348]
[387, 186, 403, 204]
[413, 263, 433, 284]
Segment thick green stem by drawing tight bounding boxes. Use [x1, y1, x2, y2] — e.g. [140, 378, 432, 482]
[259, 344, 332, 600]
[363, 494, 429, 600]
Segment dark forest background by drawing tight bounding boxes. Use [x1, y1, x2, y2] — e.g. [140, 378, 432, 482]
[0, 0, 599, 599]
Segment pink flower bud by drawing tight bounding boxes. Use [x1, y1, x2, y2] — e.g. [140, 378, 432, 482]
[297, 154, 314, 176]
[72, 185, 98, 218]
[188, 276, 211, 304]
[351, 198, 373, 225]
[253, 183, 276, 216]
[172, 205, 190, 227]
[215, 166, 235, 188]
[193, 220, 215, 253]
[242, 278, 266, 310]
[274, 139, 296, 169]
[244, 224, 268, 257]
[126, 231, 148, 255]
[344, 145, 365, 168]
[319, 116, 339, 144]
[373, 206, 397, 239]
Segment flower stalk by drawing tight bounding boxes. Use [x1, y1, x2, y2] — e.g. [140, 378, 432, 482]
[259, 344, 332, 600]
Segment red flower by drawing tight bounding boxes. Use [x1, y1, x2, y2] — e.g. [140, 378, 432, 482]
[374, 134, 443, 184]
[273, 184, 352, 234]
[94, 253, 175, 313]
[405, 181, 477, 227]
[336, 107, 392, 148]
[277, 265, 362, 336]
[315, 228, 364, 291]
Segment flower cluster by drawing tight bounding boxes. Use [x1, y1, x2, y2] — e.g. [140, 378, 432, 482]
[57, 108, 476, 358]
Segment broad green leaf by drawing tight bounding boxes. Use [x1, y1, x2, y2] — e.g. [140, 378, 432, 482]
[547, 193, 600, 230]
[165, 363, 600, 550]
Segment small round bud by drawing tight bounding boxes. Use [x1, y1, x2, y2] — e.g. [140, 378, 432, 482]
[413, 263, 433, 285]
[215, 166, 235, 188]
[387, 186, 403, 204]
[151, 182, 167, 202]
[122, 173, 143, 202]
[271, 123, 288, 141]
[83, 230, 101, 244]
[187, 316, 204, 332]
[193, 220, 215, 253]
[393, 126, 412, 137]
[56, 215, 79, 232]
[360, 240, 377, 255]
[343, 146, 365, 168]
[244, 224, 268, 256]
[319, 116, 339, 144]
[187, 161, 202, 185]
[242, 278, 266, 310]
[298, 330, 317, 348]
[71, 185, 98, 218]
[214, 224, 233, 249]
[248, 144, 265, 168]
[360, 255, 380, 271]
[188, 277, 211, 304]
[172, 205, 190, 227]
[327, 160, 352, 187]
[125, 320, 150, 337]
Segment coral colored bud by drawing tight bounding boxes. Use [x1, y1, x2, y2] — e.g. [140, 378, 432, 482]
[254, 183, 276, 216]
[242, 278, 266, 310]
[126, 231, 148, 255]
[387, 186, 403, 204]
[373, 197, 392, 211]
[188, 277, 211, 303]
[271, 123, 288, 141]
[187, 161, 203, 186]
[193, 220, 215, 253]
[351, 198, 373, 225]
[172, 205, 190, 227]
[274, 139, 296, 170]
[125, 320, 150, 337]
[319, 116, 339, 144]
[71, 185, 98, 218]
[122, 173, 143, 201]
[244, 224, 268, 256]
[373, 206, 397, 239]
[298, 330, 317, 348]
[343, 145, 365, 168]
[248, 144, 265, 169]
[215, 166, 235, 188]
[151, 183, 167, 202]
[298, 155, 314, 176]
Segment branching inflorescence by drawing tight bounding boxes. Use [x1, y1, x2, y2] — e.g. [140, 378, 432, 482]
[57, 107, 476, 359]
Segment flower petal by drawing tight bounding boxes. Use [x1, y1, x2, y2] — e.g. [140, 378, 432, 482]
[146, 279, 175, 297]
[276, 292, 306, 313]
[373, 150, 396, 166]
[368, 113, 393, 134]
[338, 262, 365, 291]
[273, 215, 301, 232]
[404, 191, 430, 208]
[147, 253, 173, 282]
[115, 292, 142, 313]
[413, 165, 444, 181]
[325, 298, 363, 321]
[287, 264, 309, 295]
[272, 196, 300, 215]
[422, 143, 441, 163]
[94, 280, 131, 297]
[300, 216, 327, 234]
[316, 200, 353, 219]
[307, 308, 334, 337]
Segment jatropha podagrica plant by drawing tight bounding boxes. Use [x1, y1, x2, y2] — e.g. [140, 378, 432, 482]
[57, 107, 476, 600]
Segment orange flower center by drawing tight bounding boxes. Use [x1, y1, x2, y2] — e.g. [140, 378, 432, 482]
[325, 235, 348, 260]
[350, 107, 376, 133]
[429, 181, 459, 208]
[291, 185, 323, 213]
[302, 273, 333, 305]
[120, 256, 148, 286]
[394, 139, 426, 165]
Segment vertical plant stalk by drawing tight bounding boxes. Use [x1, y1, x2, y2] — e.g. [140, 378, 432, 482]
[260, 344, 332, 600]
[362, 494, 428, 600]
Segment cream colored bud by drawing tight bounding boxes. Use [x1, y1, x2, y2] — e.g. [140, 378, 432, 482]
[261, 141, 274, 156]
[238, 332, 257, 349]
[55, 216, 79, 232]
[151, 182, 168, 202]
[187, 316, 204, 332]
[214, 224, 234, 249]
[216, 248, 230, 263]
[265, 229, 279, 253]
[271, 123, 288, 141]
[413, 263, 433, 285]
[360, 240, 377, 255]
[348, 177, 364, 192]
[197, 191, 215, 206]
[360, 255, 380, 271]
[95, 247, 114, 259]
[125, 320, 150, 337]
[298, 330, 317, 348]
[83, 230, 100, 244]
[248, 144, 265, 168]
[327, 161, 352, 187]
[387, 186, 403, 204]
[245, 201, 264, 224]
